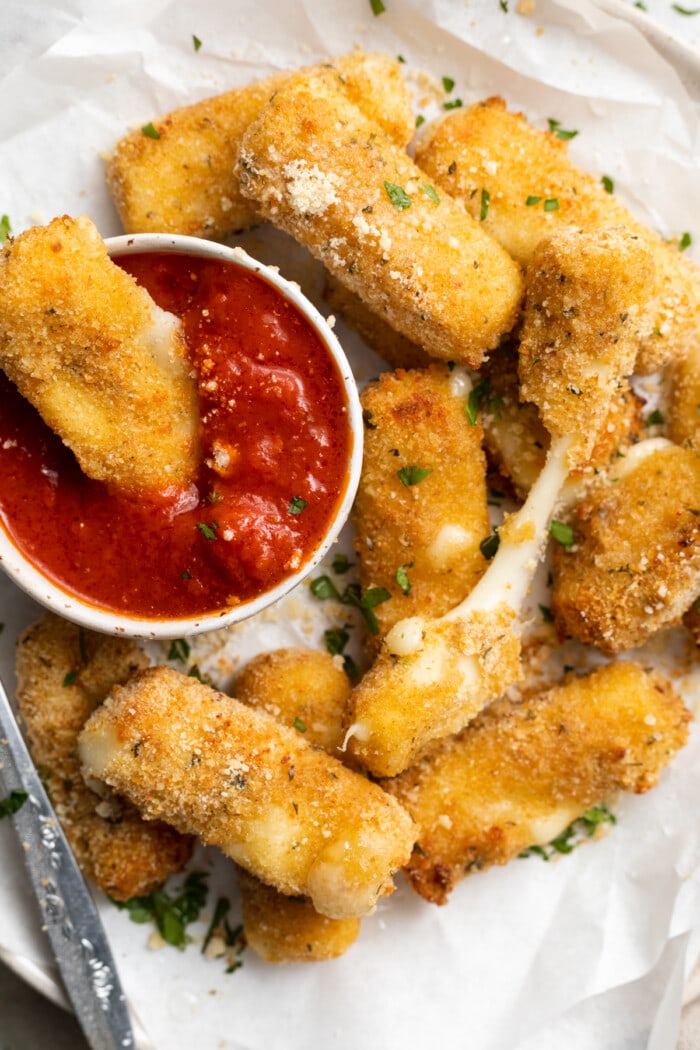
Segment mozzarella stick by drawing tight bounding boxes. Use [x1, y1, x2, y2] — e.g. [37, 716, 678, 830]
[385, 661, 690, 904]
[237, 68, 523, 368]
[415, 97, 700, 373]
[106, 51, 413, 239]
[551, 442, 700, 653]
[354, 365, 489, 650]
[16, 614, 192, 901]
[234, 648, 360, 962]
[518, 226, 654, 461]
[78, 667, 415, 920]
[0, 215, 199, 493]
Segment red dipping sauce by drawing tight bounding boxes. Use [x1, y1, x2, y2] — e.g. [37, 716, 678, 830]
[0, 252, 353, 620]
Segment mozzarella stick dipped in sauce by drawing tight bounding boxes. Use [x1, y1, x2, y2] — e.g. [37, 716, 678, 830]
[236, 66, 523, 369]
[384, 662, 690, 904]
[107, 51, 414, 239]
[16, 614, 193, 900]
[415, 97, 700, 373]
[234, 648, 360, 962]
[353, 364, 489, 653]
[551, 441, 700, 653]
[479, 346, 642, 501]
[345, 226, 652, 778]
[0, 215, 199, 494]
[78, 667, 415, 920]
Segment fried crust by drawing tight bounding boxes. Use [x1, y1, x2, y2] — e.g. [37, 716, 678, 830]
[16, 613, 192, 901]
[237, 68, 523, 368]
[106, 51, 413, 238]
[415, 98, 700, 373]
[0, 215, 199, 493]
[385, 661, 690, 904]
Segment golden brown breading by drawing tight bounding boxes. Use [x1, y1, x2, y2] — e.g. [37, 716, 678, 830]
[323, 275, 433, 370]
[234, 649, 359, 962]
[237, 868, 360, 963]
[353, 365, 489, 650]
[237, 68, 523, 369]
[667, 336, 700, 448]
[0, 215, 199, 493]
[106, 51, 413, 239]
[481, 346, 643, 499]
[78, 667, 416, 920]
[234, 647, 350, 754]
[345, 604, 521, 778]
[385, 661, 690, 905]
[16, 613, 192, 901]
[551, 443, 700, 653]
[518, 226, 654, 460]
[415, 98, 700, 373]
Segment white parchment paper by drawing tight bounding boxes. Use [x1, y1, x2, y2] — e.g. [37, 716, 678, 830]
[1, 2, 700, 1048]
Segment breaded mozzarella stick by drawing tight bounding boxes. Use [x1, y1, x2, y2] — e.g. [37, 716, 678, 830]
[107, 51, 414, 239]
[353, 365, 489, 650]
[385, 662, 690, 904]
[0, 215, 199, 493]
[237, 67, 523, 368]
[16, 614, 192, 901]
[78, 667, 415, 920]
[415, 97, 700, 373]
[235, 648, 360, 962]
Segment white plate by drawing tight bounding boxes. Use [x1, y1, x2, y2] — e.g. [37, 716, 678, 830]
[2, 3, 700, 1049]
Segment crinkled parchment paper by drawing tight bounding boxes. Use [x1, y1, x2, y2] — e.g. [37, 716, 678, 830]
[1, 2, 700, 1048]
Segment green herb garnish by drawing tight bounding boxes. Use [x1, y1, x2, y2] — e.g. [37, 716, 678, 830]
[384, 181, 411, 209]
[644, 409, 665, 427]
[415, 114, 425, 129]
[293, 717, 307, 733]
[549, 520, 574, 548]
[679, 231, 693, 251]
[443, 98, 463, 111]
[0, 790, 28, 819]
[63, 670, 79, 687]
[332, 553, 354, 574]
[547, 118, 578, 140]
[479, 187, 490, 221]
[442, 76, 455, 93]
[525, 195, 542, 206]
[0, 214, 11, 245]
[369, 0, 386, 13]
[601, 175, 614, 194]
[395, 563, 413, 595]
[479, 530, 500, 560]
[310, 575, 341, 601]
[168, 638, 191, 663]
[519, 803, 616, 861]
[114, 871, 209, 949]
[196, 521, 218, 541]
[672, 4, 700, 13]
[420, 184, 440, 205]
[192, 34, 202, 51]
[544, 197, 559, 211]
[141, 122, 161, 139]
[397, 464, 433, 487]
[288, 496, 308, 515]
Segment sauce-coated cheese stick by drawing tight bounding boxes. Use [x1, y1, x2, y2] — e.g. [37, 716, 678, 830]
[234, 648, 360, 962]
[385, 662, 690, 904]
[415, 98, 700, 374]
[237, 68, 523, 369]
[107, 51, 414, 239]
[16, 614, 192, 901]
[0, 215, 199, 493]
[354, 365, 489, 650]
[78, 667, 415, 920]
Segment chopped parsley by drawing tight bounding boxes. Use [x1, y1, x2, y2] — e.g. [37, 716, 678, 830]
[397, 54, 406, 63]
[499, 0, 509, 10]
[201, 897, 244, 970]
[420, 184, 440, 205]
[310, 577, 391, 634]
[525, 195, 542, 206]
[465, 379, 490, 425]
[397, 464, 433, 487]
[196, 521, 218, 541]
[63, 670, 79, 687]
[479, 188, 490, 222]
[323, 625, 359, 683]
[192, 34, 202, 51]
[369, 0, 386, 13]
[644, 409, 665, 427]
[0, 214, 11, 245]
[181, 570, 193, 580]
[549, 519, 574, 548]
[443, 98, 463, 111]
[288, 496, 308, 515]
[310, 575, 341, 601]
[395, 563, 413, 595]
[520, 803, 617, 860]
[384, 181, 411, 209]
[0, 789, 28, 819]
[547, 118, 578, 141]
[480, 529, 500, 560]
[331, 553, 354, 574]
[415, 114, 426, 129]
[168, 638, 191, 663]
[293, 717, 307, 733]
[601, 175, 614, 194]
[442, 76, 455, 94]
[141, 122, 161, 139]
[672, 4, 700, 13]
[679, 231, 693, 252]
[113, 871, 209, 949]
[543, 197, 559, 212]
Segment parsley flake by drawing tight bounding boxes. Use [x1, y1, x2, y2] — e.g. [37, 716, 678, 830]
[369, 0, 386, 13]
[680, 231, 693, 252]
[672, 4, 700, 12]
[0, 214, 11, 245]
[293, 717, 307, 733]
[544, 197, 559, 211]
[415, 114, 425, 129]
[192, 34, 202, 51]
[547, 118, 579, 140]
[480, 530, 500, 560]
[395, 563, 413, 595]
[397, 465, 433, 486]
[168, 638, 191, 663]
[465, 379, 490, 424]
[384, 181, 411, 209]
[420, 184, 440, 205]
[479, 188, 490, 221]
[114, 871, 209, 949]
[0, 789, 28, 819]
[324, 626, 350, 655]
[645, 409, 665, 427]
[525, 195, 542, 206]
[442, 76, 455, 93]
[499, 0, 509, 10]
[443, 98, 463, 111]
[288, 496, 308, 515]
[310, 575, 341, 601]
[196, 521, 218, 541]
[141, 122, 161, 139]
[63, 670, 79, 687]
[332, 553, 354, 574]
[549, 520, 574, 548]
[601, 175, 614, 194]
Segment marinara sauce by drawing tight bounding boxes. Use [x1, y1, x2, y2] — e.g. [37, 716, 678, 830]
[0, 253, 352, 619]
